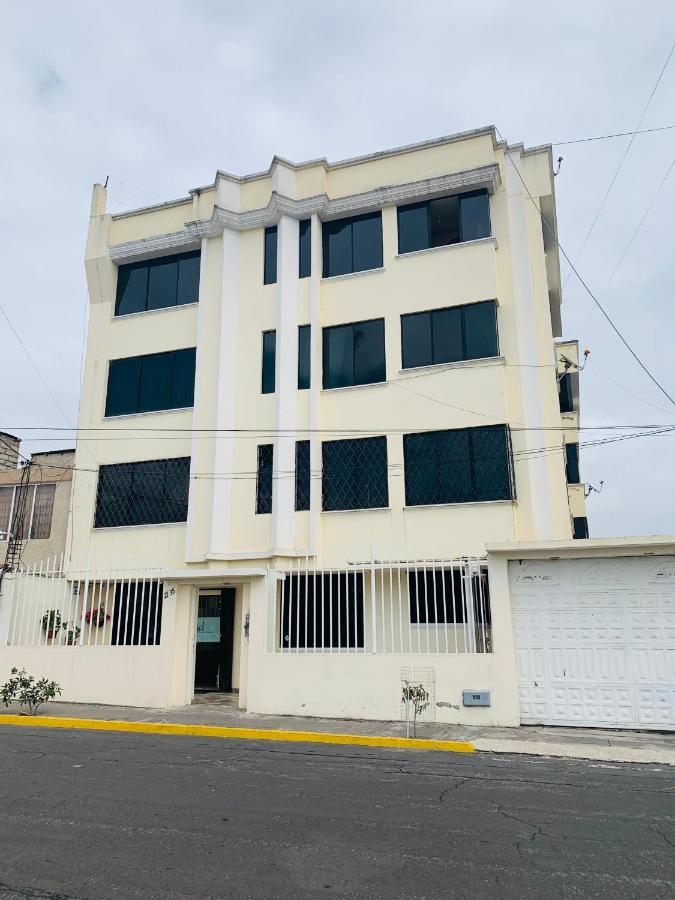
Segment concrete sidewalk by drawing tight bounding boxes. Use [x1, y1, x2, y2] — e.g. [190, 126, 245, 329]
[1, 700, 673, 765]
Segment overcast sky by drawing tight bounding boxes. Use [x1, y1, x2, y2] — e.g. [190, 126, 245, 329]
[1, 1, 674, 537]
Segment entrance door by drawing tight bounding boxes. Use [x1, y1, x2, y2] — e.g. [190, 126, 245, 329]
[194, 589, 236, 692]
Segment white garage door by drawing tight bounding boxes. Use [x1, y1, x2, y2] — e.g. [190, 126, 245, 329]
[510, 556, 675, 730]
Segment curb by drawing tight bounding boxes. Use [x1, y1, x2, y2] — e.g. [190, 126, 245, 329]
[0, 715, 475, 754]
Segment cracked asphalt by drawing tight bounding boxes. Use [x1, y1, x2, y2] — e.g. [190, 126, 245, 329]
[0, 728, 673, 899]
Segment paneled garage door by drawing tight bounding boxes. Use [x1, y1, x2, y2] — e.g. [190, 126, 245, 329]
[510, 556, 675, 730]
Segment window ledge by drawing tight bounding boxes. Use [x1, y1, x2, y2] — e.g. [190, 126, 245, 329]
[398, 356, 504, 377]
[396, 236, 497, 260]
[321, 380, 388, 394]
[403, 499, 515, 511]
[93, 521, 186, 532]
[113, 302, 198, 321]
[104, 406, 194, 421]
[321, 507, 391, 516]
[321, 267, 385, 284]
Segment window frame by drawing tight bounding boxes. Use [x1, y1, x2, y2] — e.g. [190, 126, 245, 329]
[321, 435, 389, 512]
[261, 330, 277, 395]
[322, 211, 383, 278]
[299, 218, 311, 278]
[256, 444, 274, 515]
[400, 300, 498, 370]
[264, 226, 278, 285]
[397, 189, 491, 255]
[295, 440, 310, 511]
[105, 348, 197, 418]
[298, 324, 311, 390]
[565, 442, 581, 485]
[93, 457, 190, 529]
[322, 317, 386, 390]
[114, 251, 201, 317]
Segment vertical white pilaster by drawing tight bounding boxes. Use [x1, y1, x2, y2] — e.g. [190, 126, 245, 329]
[209, 228, 241, 553]
[308, 213, 322, 552]
[272, 215, 299, 551]
[505, 151, 555, 538]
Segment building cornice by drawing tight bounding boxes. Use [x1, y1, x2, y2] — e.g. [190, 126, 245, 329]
[109, 164, 500, 264]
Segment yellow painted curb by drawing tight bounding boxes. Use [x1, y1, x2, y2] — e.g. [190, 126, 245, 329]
[0, 715, 474, 753]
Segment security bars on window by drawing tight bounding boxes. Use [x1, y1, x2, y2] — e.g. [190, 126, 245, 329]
[269, 556, 492, 654]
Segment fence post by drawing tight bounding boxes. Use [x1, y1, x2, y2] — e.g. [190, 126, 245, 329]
[464, 559, 477, 653]
[370, 543, 377, 654]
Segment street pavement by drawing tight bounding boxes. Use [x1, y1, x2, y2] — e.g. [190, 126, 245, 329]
[0, 727, 673, 899]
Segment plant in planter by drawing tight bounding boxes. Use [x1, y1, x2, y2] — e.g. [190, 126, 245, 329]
[41, 610, 63, 639]
[64, 625, 81, 645]
[84, 607, 110, 628]
[0, 667, 61, 715]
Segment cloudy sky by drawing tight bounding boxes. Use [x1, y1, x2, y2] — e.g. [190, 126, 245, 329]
[1, 0, 674, 537]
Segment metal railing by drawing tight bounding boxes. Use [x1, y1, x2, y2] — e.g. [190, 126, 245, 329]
[3, 554, 164, 648]
[268, 555, 492, 655]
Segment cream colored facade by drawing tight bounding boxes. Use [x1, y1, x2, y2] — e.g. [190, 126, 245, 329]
[55, 127, 586, 718]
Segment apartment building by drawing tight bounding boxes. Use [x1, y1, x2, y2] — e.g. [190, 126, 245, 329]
[0, 436, 75, 569]
[6, 127, 588, 719]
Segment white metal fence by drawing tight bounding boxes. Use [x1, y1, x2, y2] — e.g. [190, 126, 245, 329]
[3, 554, 165, 648]
[268, 556, 492, 655]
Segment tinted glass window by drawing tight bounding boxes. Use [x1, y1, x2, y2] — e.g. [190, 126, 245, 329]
[176, 252, 201, 305]
[116, 265, 148, 316]
[147, 258, 178, 310]
[565, 442, 580, 484]
[559, 373, 574, 413]
[460, 190, 491, 242]
[323, 218, 353, 277]
[298, 324, 311, 390]
[401, 311, 432, 369]
[115, 252, 200, 316]
[261, 330, 276, 394]
[432, 306, 463, 364]
[106, 349, 196, 417]
[463, 301, 498, 360]
[404, 426, 513, 506]
[299, 218, 311, 278]
[322, 436, 388, 511]
[171, 348, 197, 409]
[430, 195, 460, 247]
[295, 440, 310, 511]
[0, 486, 12, 537]
[94, 457, 190, 528]
[352, 213, 383, 273]
[397, 202, 429, 254]
[106, 357, 141, 417]
[323, 319, 385, 389]
[138, 353, 172, 413]
[264, 226, 277, 285]
[573, 516, 589, 539]
[256, 444, 273, 514]
[323, 324, 354, 389]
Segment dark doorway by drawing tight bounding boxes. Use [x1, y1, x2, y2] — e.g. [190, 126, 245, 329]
[194, 589, 236, 693]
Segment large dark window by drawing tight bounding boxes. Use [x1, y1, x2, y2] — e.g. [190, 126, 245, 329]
[408, 568, 491, 627]
[256, 444, 273, 514]
[401, 301, 498, 369]
[261, 330, 276, 394]
[111, 580, 163, 645]
[280, 572, 364, 649]
[115, 251, 200, 316]
[565, 442, 580, 484]
[559, 373, 574, 413]
[397, 190, 490, 255]
[298, 324, 311, 390]
[299, 218, 311, 278]
[323, 318, 385, 389]
[573, 516, 589, 539]
[264, 226, 277, 285]
[322, 436, 388, 511]
[322, 212, 383, 278]
[295, 440, 310, 511]
[94, 457, 190, 528]
[105, 348, 196, 417]
[404, 425, 513, 506]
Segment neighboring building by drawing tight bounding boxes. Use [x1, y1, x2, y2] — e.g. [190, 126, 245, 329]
[0, 437, 75, 569]
[2, 127, 599, 721]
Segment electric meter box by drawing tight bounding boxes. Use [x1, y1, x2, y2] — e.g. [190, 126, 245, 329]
[462, 690, 491, 707]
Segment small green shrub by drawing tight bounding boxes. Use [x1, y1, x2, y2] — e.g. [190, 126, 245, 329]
[0, 667, 62, 715]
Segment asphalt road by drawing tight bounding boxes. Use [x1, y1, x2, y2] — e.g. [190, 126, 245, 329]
[0, 728, 673, 899]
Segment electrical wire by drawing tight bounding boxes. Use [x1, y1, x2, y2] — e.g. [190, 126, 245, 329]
[553, 124, 675, 145]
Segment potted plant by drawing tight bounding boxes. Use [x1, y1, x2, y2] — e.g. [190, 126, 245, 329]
[85, 606, 110, 628]
[41, 610, 63, 639]
[64, 625, 81, 646]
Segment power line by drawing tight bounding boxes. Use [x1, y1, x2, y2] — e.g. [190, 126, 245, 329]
[553, 124, 675, 145]
[564, 39, 675, 273]
[496, 127, 675, 409]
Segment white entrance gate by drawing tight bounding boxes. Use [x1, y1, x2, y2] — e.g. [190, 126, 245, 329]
[510, 556, 675, 730]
